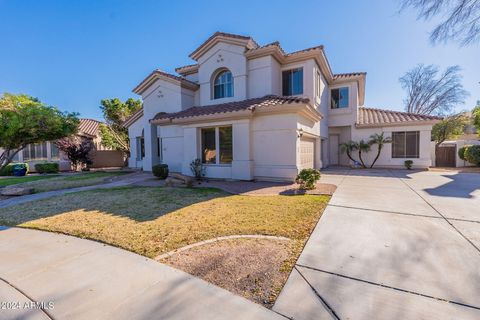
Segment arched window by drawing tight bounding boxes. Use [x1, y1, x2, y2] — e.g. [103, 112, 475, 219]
[213, 70, 233, 99]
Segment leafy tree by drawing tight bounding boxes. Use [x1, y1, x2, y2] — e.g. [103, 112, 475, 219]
[432, 113, 469, 146]
[400, 0, 480, 45]
[99, 98, 142, 155]
[357, 140, 371, 168]
[368, 133, 392, 168]
[340, 141, 359, 164]
[55, 137, 94, 171]
[472, 100, 480, 132]
[400, 64, 468, 115]
[0, 93, 79, 172]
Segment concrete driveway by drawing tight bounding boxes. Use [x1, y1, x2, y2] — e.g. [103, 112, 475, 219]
[0, 227, 283, 320]
[274, 169, 480, 320]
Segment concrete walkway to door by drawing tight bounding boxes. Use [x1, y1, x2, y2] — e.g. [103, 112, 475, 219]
[274, 168, 480, 320]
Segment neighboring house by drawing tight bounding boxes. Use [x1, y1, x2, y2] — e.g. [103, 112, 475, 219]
[8, 119, 123, 171]
[124, 32, 440, 181]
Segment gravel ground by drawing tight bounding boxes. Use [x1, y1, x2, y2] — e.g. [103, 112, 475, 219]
[162, 238, 295, 308]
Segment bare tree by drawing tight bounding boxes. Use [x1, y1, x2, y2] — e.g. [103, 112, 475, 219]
[400, 64, 468, 115]
[400, 0, 480, 45]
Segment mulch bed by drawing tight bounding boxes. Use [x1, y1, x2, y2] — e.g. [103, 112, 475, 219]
[161, 238, 295, 308]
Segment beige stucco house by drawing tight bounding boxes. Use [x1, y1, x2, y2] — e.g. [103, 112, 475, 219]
[125, 32, 440, 181]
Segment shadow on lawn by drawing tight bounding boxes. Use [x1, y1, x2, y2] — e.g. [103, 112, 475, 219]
[0, 186, 230, 225]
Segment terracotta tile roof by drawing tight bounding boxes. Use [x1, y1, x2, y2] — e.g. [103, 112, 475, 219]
[333, 72, 366, 80]
[357, 107, 442, 127]
[152, 95, 310, 122]
[175, 63, 199, 74]
[78, 119, 102, 137]
[189, 32, 259, 59]
[285, 45, 324, 56]
[133, 69, 199, 94]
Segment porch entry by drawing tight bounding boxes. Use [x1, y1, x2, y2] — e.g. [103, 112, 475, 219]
[329, 135, 339, 165]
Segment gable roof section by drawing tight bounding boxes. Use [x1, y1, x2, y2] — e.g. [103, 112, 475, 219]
[189, 32, 259, 61]
[123, 108, 144, 128]
[151, 95, 317, 124]
[132, 69, 199, 95]
[357, 107, 441, 128]
[78, 119, 102, 137]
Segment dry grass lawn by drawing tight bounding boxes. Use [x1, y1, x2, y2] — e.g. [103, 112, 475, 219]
[0, 186, 329, 306]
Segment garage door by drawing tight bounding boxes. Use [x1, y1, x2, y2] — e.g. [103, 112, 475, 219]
[299, 138, 315, 170]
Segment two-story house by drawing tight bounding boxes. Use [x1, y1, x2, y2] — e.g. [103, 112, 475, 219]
[124, 32, 440, 181]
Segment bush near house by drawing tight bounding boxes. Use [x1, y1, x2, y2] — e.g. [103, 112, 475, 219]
[458, 146, 468, 161]
[464, 145, 480, 166]
[0, 163, 29, 176]
[34, 162, 60, 174]
[152, 164, 169, 179]
[296, 169, 321, 190]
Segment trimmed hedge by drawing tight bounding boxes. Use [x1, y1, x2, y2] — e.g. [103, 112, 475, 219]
[152, 164, 169, 179]
[458, 146, 468, 161]
[0, 163, 29, 176]
[34, 162, 60, 174]
[464, 145, 480, 166]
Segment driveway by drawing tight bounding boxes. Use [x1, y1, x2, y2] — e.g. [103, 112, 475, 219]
[0, 227, 283, 320]
[274, 169, 480, 319]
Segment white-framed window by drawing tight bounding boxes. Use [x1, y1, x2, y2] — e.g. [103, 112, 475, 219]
[23, 142, 48, 161]
[392, 131, 420, 158]
[282, 68, 303, 96]
[201, 126, 232, 165]
[331, 87, 349, 109]
[213, 70, 233, 99]
[315, 70, 321, 99]
[136, 137, 145, 161]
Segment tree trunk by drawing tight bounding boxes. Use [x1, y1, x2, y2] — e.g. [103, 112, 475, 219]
[370, 145, 382, 168]
[358, 150, 367, 168]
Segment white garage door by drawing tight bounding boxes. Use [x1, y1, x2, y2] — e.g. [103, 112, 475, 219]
[299, 138, 315, 170]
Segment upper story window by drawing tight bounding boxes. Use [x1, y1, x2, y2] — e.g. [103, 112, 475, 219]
[282, 68, 303, 96]
[331, 87, 349, 109]
[315, 70, 321, 99]
[213, 70, 233, 99]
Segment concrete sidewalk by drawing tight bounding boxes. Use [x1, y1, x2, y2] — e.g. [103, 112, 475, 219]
[274, 169, 480, 320]
[0, 227, 284, 320]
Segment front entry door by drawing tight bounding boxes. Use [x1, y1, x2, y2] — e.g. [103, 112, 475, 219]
[329, 135, 339, 165]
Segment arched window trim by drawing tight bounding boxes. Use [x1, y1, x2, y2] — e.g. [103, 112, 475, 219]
[212, 68, 234, 99]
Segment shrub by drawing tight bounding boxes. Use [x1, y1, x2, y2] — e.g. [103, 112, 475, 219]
[152, 164, 169, 179]
[404, 160, 413, 170]
[34, 162, 59, 174]
[0, 163, 29, 176]
[190, 158, 206, 180]
[296, 168, 321, 190]
[458, 146, 468, 161]
[464, 145, 480, 166]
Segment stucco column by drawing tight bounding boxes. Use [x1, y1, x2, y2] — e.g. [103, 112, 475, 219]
[232, 120, 253, 180]
[182, 127, 198, 176]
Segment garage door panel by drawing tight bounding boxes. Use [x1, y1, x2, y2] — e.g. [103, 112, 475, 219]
[300, 138, 315, 169]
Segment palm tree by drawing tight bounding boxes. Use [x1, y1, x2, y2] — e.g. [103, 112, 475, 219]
[340, 141, 359, 164]
[357, 140, 371, 168]
[368, 133, 392, 168]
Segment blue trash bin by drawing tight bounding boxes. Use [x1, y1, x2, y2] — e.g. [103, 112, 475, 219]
[13, 164, 27, 176]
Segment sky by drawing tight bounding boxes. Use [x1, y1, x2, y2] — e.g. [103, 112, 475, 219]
[0, 0, 478, 121]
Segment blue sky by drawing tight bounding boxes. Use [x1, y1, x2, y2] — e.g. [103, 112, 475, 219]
[0, 0, 478, 120]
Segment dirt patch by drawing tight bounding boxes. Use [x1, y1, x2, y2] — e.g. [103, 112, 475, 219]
[162, 238, 296, 308]
[0, 195, 13, 201]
